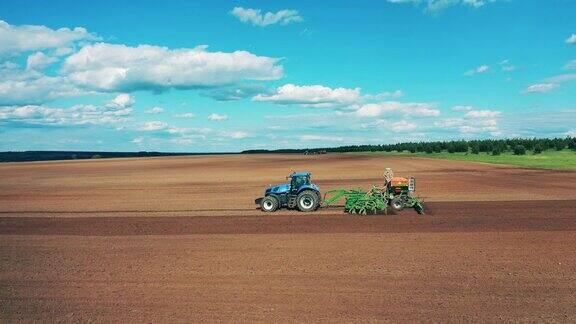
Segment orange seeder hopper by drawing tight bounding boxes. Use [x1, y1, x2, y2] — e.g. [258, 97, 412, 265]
[390, 177, 409, 187]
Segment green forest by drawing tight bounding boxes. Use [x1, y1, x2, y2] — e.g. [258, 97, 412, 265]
[244, 137, 576, 155]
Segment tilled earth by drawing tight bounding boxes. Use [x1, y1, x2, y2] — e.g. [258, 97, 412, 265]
[1, 154, 575, 322]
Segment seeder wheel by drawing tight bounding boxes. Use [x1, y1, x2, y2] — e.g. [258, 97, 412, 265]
[389, 197, 405, 214]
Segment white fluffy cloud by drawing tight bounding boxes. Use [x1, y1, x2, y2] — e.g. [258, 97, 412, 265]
[500, 59, 515, 72]
[355, 101, 440, 118]
[545, 74, 576, 84]
[0, 94, 134, 126]
[0, 61, 85, 105]
[0, 20, 97, 54]
[564, 60, 576, 70]
[0, 102, 131, 126]
[228, 131, 249, 139]
[208, 113, 228, 121]
[140, 121, 168, 131]
[0, 75, 83, 106]
[437, 108, 500, 135]
[387, 0, 504, 12]
[523, 73, 576, 94]
[230, 7, 303, 26]
[566, 34, 576, 45]
[391, 120, 418, 132]
[146, 106, 164, 114]
[253, 84, 361, 107]
[0, 68, 84, 106]
[26, 52, 57, 70]
[367, 90, 404, 99]
[107, 93, 134, 109]
[464, 64, 490, 76]
[62, 43, 283, 92]
[465, 109, 500, 119]
[523, 83, 557, 94]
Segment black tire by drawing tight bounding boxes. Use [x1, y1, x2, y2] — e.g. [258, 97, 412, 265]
[260, 196, 279, 212]
[389, 197, 405, 214]
[296, 190, 319, 212]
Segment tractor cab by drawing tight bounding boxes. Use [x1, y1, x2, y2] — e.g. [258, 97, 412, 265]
[288, 172, 311, 193]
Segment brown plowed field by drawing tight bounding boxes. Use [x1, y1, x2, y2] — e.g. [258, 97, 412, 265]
[1, 154, 575, 322]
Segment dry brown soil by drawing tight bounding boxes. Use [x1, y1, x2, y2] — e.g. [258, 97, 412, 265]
[1, 154, 575, 322]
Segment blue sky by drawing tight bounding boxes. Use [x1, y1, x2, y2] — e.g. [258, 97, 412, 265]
[0, 0, 575, 152]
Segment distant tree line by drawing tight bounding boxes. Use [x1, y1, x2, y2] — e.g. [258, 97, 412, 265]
[3, 137, 574, 163]
[0, 151, 230, 163]
[243, 137, 576, 156]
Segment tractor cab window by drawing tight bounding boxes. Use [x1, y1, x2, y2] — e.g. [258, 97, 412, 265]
[291, 176, 309, 190]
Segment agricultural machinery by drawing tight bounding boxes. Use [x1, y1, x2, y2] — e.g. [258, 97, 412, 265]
[255, 169, 425, 214]
[255, 172, 321, 212]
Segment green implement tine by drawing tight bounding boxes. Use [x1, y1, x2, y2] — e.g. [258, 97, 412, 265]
[322, 189, 353, 207]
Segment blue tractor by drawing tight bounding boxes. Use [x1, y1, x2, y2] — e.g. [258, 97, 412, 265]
[255, 172, 321, 212]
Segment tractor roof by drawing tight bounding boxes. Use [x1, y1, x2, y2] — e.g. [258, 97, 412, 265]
[290, 172, 311, 178]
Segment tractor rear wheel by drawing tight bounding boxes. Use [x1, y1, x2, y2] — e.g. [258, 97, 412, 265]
[389, 197, 405, 214]
[297, 190, 319, 212]
[261, 196, 279, 212]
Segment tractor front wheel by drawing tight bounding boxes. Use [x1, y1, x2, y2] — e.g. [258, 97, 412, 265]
[297, 190, 319, 212]
[261, 196, 279, 212]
